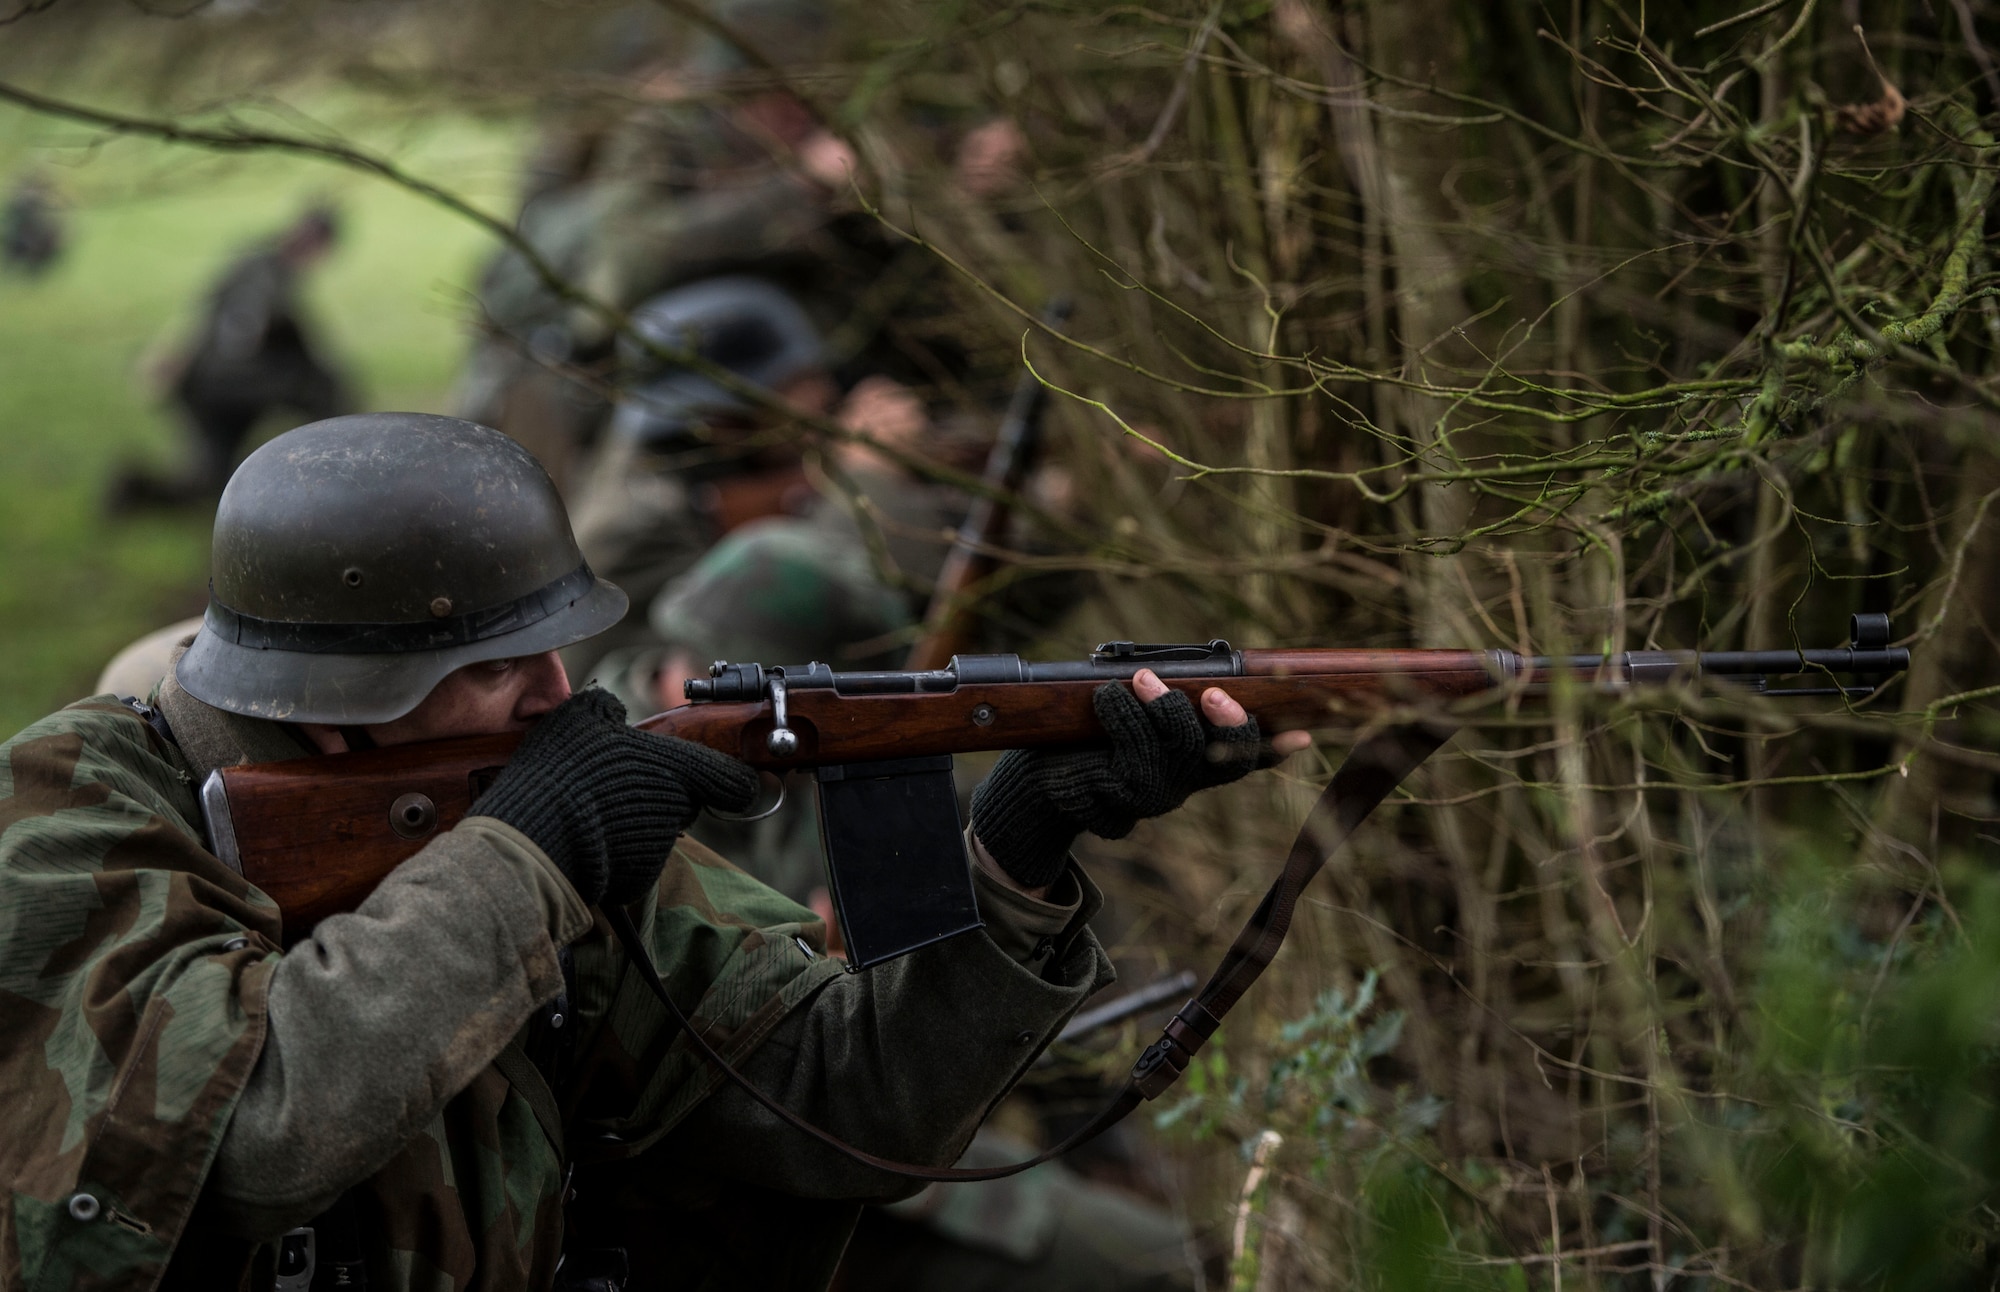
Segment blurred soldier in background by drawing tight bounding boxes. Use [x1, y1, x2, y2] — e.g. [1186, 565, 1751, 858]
[455, 0, 1027, 495]
[107, 206, 351, 511]
[564, 274, 979, 683]
[1, 171, 63, 275]
[576, 278, 965, 702]
[564, 274, 842, 675]
[456, 0, 864, 490]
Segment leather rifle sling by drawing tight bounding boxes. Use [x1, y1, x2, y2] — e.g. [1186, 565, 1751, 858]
[602, 720, 1456, 1183]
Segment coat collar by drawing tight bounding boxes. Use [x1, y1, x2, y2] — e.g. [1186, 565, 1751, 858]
[156, 638, 317, 782]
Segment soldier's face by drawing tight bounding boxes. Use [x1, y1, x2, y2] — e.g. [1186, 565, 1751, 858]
[373, 651, 572, 746]
[302, 651, 572, 753]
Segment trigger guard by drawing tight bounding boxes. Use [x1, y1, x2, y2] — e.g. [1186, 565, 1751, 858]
[707, 771, 787, 823]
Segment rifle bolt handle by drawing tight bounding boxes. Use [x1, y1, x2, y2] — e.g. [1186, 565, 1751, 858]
[764, 672, 797, 756]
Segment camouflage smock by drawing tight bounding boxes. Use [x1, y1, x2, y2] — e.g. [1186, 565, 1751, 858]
[1, 698, 277, 1289]
[1, 695, 1108, 1292]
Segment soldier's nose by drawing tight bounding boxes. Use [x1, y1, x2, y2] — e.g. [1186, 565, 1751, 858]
[516, 651, 572, 720]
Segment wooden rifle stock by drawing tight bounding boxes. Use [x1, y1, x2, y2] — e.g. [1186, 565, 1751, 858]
[904, 298, 1071, 671]
[206, 624, 1910, 939]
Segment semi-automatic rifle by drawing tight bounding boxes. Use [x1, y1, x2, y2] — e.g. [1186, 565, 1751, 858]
[903, 298, 1072, 671]
[194, 614, 1910, 1181]
[202, 613, 1910, 944]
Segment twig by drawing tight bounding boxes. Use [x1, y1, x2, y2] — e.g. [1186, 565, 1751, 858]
[1950, 0, 2000, 109]
[1229, 1130, 1283, 1291]
[1694, 0, 1793, 39]
[1128, 1, 1221, 167]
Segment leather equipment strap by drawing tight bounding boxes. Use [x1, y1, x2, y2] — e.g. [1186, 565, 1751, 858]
[602, 720, 1454, 1182]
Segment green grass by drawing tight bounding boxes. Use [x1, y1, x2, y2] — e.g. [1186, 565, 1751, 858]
[0, 106, 523, 739]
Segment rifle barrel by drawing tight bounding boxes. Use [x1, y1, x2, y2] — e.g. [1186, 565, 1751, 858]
[1513, 613, 1909, 690]
[1526, 647, 1911, 686]
[692, 633, 1911, 706]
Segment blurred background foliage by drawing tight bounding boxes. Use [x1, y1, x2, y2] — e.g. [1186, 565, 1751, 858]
[5, 0, 2000, 1286]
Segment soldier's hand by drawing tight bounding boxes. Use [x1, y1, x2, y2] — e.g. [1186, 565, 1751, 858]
[970, 669, 1305, 892]
[471, 688, 759, 907]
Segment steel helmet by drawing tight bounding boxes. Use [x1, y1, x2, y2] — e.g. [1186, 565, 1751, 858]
[607, 276, 824, 446]
[175, 413, 628, 724]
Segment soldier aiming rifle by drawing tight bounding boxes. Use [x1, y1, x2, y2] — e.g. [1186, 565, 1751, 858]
[0, 411, 1306, 1291]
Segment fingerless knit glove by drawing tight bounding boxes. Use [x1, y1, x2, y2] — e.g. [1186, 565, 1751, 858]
[970, 681, 1266, 889]
[471, 687, 761, 906]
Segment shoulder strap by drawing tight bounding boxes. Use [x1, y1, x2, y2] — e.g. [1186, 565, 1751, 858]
[118, 695, 181, 752]
[493, 1036, 566, 1162]
[603, 720, 1455, 1184]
